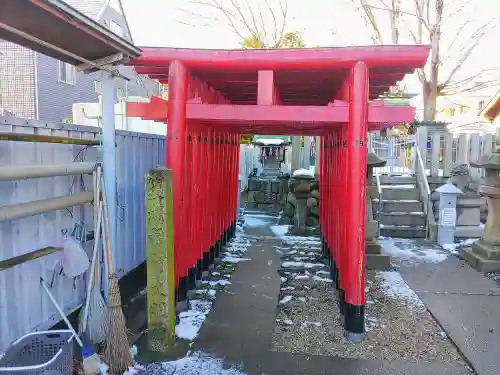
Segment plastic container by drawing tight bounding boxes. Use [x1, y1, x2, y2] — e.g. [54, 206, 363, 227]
[0, 330, 74, 375]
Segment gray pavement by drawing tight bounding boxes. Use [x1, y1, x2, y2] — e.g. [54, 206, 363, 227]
[400, 255, 500, 375]
[192, 225, 472, 375]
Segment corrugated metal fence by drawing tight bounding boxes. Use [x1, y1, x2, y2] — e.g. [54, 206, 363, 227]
[0, 116, 165, 352]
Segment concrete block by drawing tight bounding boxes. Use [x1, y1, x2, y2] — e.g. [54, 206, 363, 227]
[461, 247, 500, 272]
[457, 207, 480, 226]
[455, 226, 483, 239]
[366, 254, 391, 270]
[471, 239, 500, 261]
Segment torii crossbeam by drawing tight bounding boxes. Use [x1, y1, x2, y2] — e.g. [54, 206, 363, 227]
[127, 45, 430, 340]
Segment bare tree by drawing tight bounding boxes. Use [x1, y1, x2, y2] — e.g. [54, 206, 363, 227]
[350, 0, 499, 120]
[182, 0, 305, 48]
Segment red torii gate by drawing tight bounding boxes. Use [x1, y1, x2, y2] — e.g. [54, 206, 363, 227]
[127, 45, 429, 340]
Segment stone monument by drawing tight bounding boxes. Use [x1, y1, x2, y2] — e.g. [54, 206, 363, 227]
[461, 148, 500, 271]
[289, 170, 315, 235]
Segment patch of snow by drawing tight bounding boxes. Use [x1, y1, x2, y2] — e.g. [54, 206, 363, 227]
[271, 225, 289, 237]
[315, 270, 330, 275]
[294, 275, 309, 280]
[202, 279, 232, 287]
[267, 260, 273, 266]
[380, 237, 448, 263]
[212, 272, 220, 276]
[281, 286, 295, 291]
[282, 261, 325, 269]
[280, 276, 287, 282]
[141, 352, 247, 375]
[283, 319, 294, 325]
[175, 300, 212, 340]
[313, 275, 333, 283]
[298, 297, 306, 303]
[301, 321, 322, 329]
[376, 271, 425, 310]
[279, 295, 293, 304]
[292, 168, 315, 178]
[381, 184, 416, 189]
[441, 238, 478, 255]
[222, 256, 251, 263]
[243, 216, 268, 227]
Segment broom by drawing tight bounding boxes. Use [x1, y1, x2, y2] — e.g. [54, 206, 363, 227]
[78, 200, 107, 344]
[101, 183, 133, 374]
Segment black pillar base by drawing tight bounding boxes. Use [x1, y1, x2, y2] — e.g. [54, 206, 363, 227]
[210, 243, 216, 263]
[187, 267, 196, 290]
[222, 229, 227, 246]
[334, 265, 340, 291]
[176, 276, 188, 302]
[321, 238, 326, 258]
[330, 260, 337, 284]
[202, 251, 210, 271]
[338, 288, 346, 316]
[196, 259, 203, 280]
[231, 221, 236, 236]
[213, 240, 220, 260]
[345, 303, 365, 342]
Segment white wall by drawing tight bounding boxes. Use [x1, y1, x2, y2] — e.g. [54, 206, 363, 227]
[72, 97, 166, 135]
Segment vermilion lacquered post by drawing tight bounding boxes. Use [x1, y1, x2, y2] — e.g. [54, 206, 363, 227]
[166, 60, 187, 294]
[184, 126, 196, 291]
[192, 128, 202, 280]
[320, 135, 325, 258]
[325, 134, 331, 262]
[344, 61, 368, 340]
[205, 127, 214, 269]
[338, 126, 347, 316]
[331, 131, 337, 286]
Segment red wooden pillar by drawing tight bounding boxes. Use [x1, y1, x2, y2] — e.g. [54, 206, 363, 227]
[205, 126, 214, 268]
[200, 129, 209, 271]
[325, 133, 331, 261]
[332, 131, 338, 287]
[344, 61, 368, 340]
[166, 60, 187, 295]
[318, 135, 328, 255]
[233, 133, 240, 235]
[192, 128, 202, 280]
[184, 125, 196, 291]
[338, 125, 347, 316]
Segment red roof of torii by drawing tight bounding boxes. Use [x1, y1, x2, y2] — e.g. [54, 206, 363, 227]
[129, 45, 429, 103]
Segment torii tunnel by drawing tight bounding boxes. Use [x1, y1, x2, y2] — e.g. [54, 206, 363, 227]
[127, 45, 430, 338]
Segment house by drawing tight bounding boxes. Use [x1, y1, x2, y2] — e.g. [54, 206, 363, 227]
[0, 0, 159, 123]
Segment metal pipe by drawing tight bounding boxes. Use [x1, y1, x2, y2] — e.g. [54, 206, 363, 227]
[0, 162, 95, 181]
[0, 192, 93, 222]
[101, 73, 118, 271]
[0, 132, 100, 145]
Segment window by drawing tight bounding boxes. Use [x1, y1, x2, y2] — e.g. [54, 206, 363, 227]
[109, 21, 123, 37]
[58, 61, 76, 85]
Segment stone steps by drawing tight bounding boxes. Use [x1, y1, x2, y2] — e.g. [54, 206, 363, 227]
[374, 177, 427, 238]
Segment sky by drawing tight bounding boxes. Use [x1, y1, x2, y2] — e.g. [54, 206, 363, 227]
[121, 0, 500, 113]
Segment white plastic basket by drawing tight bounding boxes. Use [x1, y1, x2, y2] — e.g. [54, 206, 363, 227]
[0, 330, 74, 374]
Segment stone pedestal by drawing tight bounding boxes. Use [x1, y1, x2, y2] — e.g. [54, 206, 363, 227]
[365, 153, 390, 270]
[461, 149, 500, 272]
[455, 193, 484, 238]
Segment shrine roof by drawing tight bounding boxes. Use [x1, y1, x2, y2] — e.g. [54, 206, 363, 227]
[129, 45, 430, 103]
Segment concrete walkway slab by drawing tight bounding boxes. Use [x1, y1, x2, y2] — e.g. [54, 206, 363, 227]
[400, 255, 500, 375]
[400, 256, 500, 295]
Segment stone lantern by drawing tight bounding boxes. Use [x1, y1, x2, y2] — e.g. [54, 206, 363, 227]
[462, 147, 500, 271]
[366, 152, 390, 270]
[289, 171, 315, 235]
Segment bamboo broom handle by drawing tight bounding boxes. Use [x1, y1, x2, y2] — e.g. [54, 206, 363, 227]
[101, 182, 114, 275]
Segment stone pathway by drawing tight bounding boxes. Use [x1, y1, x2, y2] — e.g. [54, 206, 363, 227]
[132, 213, 500, 375]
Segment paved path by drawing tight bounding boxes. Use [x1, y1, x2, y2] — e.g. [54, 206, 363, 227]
[399, 255, 500, 375]
[193, 223, 470, 375]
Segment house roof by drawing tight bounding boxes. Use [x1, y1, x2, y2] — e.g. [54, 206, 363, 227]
[0, 0, 140, 67]
[64, 0, 106, 19]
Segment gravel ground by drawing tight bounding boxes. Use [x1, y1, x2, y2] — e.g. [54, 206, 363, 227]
[270, 242, 469, 365]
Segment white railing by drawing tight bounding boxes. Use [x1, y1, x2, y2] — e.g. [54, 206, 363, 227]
[374, 169, 382, 238]
[415, 145, 434, 239]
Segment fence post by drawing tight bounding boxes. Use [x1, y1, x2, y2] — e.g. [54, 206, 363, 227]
[417, 126, 428, 170]
[469, 134, 481, 180]
[145, 167, 176, 351]
[430, 132, 441, 177]
[442, 132, 454, 177]
[456, 133, 469, 165]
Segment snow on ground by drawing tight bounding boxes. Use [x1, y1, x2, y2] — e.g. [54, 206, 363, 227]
[441, 238, 478, 255]
[176, 300, 212, 340]
[271, 225, 289, 237]
[140, 351, 247, 375]
[379, 237, 448, 263]
[376, 271, 426, 311]
[292, 168, 315, 178]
